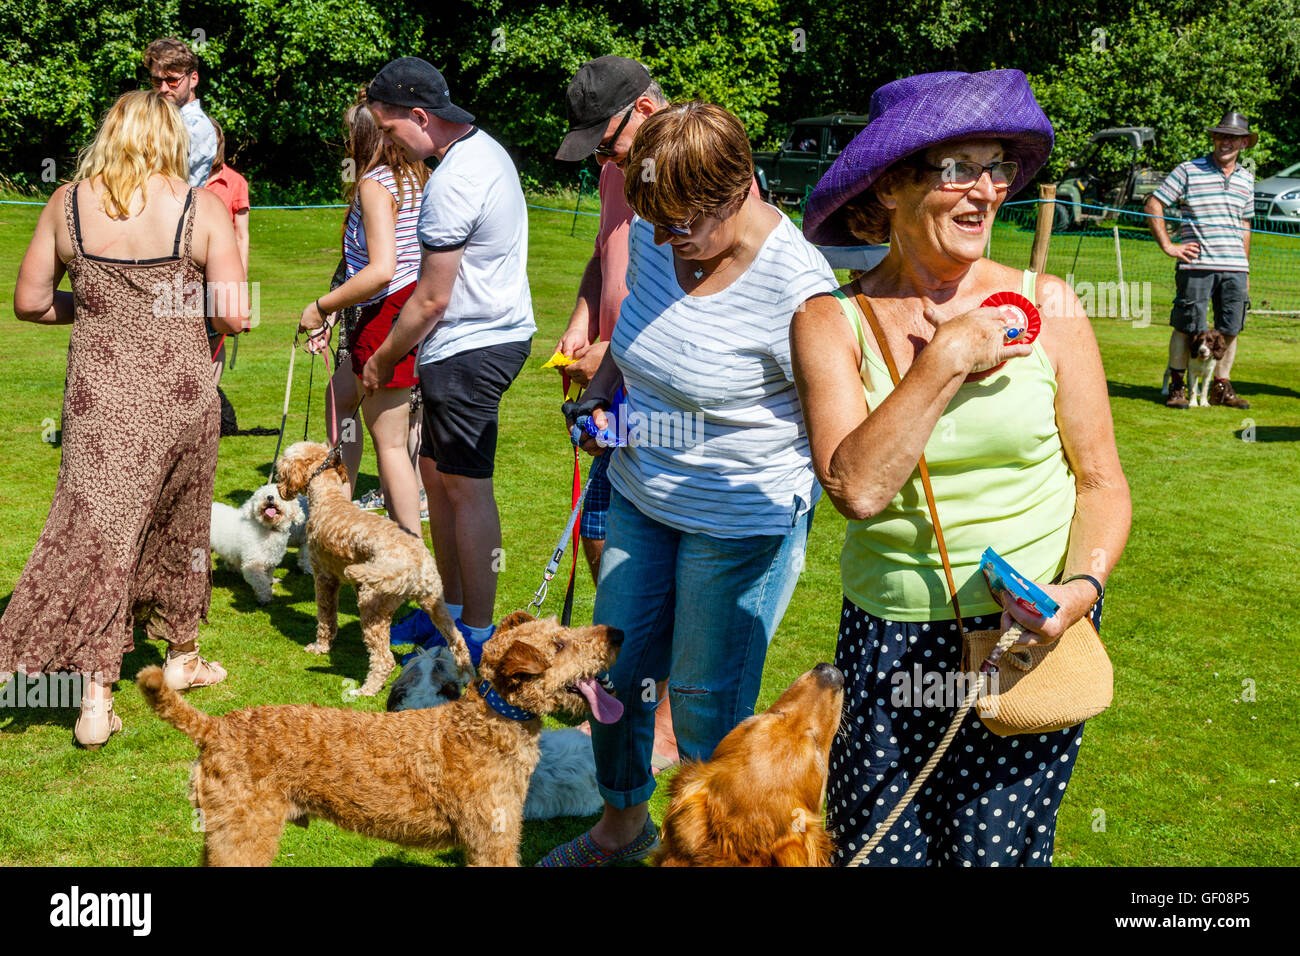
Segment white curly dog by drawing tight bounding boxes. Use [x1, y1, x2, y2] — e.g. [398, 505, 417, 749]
[210, 483, 311, 604]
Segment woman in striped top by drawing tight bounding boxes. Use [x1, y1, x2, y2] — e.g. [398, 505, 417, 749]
[298, 94, 428, 532]
[538, 103, 837, 866]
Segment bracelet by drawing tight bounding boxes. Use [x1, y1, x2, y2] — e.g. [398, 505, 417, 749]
[315, 299, 328, 321]
[1061, 573, 1104, 602]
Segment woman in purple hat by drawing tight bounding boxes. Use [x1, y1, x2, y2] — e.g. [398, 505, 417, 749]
[791, 70, 1131, 866]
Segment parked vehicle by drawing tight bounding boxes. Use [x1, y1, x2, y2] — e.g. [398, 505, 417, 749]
[754, 113, 868, 205]
[1053, 127, 1165, 230]
[1253, 160, 1300, 231]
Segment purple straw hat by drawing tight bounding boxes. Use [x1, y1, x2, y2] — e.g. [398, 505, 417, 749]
[803, 70, 1054, 246]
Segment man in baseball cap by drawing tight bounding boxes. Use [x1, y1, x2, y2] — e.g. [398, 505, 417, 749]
[555, 56, 655, 161]
[552, 56, 680, 774]
[366, 56, 475, 124]
[363, 57, 535, 659]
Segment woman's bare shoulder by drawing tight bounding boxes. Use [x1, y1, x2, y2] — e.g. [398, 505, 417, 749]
[792, 287, 860, 363]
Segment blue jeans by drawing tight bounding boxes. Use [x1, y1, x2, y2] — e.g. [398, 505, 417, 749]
[589, 488, 814, 808]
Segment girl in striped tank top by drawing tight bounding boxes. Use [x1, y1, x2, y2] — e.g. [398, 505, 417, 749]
[298, 93, 428, 533]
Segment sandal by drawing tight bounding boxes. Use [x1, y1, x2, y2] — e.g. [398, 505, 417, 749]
[74, 696, 122, 751]
[535, 816, 659, 867]
[163, 648, 228, 691]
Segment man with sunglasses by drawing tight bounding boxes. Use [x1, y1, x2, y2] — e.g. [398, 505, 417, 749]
[142, 38, 218, 188]
[553, 56, 679, 773]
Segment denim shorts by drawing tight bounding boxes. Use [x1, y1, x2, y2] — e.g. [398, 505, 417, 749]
[1169, 268, 1249, 336]
[588, 488, 813, 808]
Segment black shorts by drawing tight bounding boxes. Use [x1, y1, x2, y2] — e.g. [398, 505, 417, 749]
[1169, 268, 1249, 336]
[418, 338, 532, 478]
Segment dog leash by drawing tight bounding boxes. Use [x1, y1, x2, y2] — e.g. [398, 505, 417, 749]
[526, 369, 586, 624]
[268, 334, 300, 480]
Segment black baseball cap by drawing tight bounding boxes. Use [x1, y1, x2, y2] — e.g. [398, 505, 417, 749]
[366, 57, 475, 124]
[556, 56, 652, 161]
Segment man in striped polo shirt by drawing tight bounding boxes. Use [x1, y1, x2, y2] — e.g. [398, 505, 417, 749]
[1145, 112, 1256, 409]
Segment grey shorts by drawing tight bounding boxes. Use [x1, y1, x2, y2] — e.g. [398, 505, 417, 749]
[1169, 269, 1249, 336]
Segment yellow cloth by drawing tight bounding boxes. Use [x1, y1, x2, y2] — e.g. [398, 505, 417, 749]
[540, 350, 576, 369]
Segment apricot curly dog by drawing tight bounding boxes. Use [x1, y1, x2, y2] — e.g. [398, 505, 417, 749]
[138, 611, 624, 866]
[655, 663, 844, 867]
[275, 440, 465, 696]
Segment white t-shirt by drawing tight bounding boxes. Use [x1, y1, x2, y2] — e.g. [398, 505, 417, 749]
[180, 98, 217, 188]
[607, 210, 837, 538]
[416, 127, 535, 364]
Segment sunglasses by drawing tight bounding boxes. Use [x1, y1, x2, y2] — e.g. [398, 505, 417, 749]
[923, 159, 1019, 190]
[652, 210, 703, 237]
[150, 73, 188, 90]
[593, 107, 634, 158]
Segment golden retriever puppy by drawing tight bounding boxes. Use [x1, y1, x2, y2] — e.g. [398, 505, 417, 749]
[656, 663, 843, 867]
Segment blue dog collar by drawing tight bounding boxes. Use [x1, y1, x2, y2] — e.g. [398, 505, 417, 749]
[476, 680, 537, 722]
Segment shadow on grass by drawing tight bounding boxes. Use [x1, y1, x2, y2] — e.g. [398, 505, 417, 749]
[0, 695, 78, 735]
[1230, 379, 1300, 400]
[1236, 425, 1300, 442]
[215, 562, 398, 690]
[1107, 379, 1167, 405]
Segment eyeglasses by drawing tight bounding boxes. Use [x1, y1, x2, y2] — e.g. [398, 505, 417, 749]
[653, 211, 703, 237]
[150, 73, 188, 90]
[593, 107, 634, 158]
[923, 159, 1019, 190]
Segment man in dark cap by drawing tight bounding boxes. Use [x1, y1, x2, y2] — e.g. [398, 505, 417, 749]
[361, 57, 535, 659]
[1146, 111, 1256, 409]
[551, 57, 679, 775]
[553, 56, 667, 572]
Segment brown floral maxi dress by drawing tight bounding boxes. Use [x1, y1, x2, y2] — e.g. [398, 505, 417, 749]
[0, 184, 220, 684]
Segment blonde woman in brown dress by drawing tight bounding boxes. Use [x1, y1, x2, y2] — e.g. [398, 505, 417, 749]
[3, 90, 249, 748]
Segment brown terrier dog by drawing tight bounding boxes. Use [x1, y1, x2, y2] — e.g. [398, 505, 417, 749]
[655, 663, 844, 867]
[138, 611, 624, 866]
[276, 440, 465, 696]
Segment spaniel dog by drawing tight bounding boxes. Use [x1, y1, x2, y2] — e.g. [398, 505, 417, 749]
[1188, 329, 1228, 407]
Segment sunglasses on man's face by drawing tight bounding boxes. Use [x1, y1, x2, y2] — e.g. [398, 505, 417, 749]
[923, 159, 1019, 190]
[593, 107, 634, 158]
[150, 73, 188, 90]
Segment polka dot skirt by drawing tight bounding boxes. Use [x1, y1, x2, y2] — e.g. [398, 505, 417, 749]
[828, 595, 1104, 867]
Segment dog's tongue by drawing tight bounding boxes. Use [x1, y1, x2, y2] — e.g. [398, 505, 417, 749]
[265, 506, 279, 519]
[576, 677, 623, 724]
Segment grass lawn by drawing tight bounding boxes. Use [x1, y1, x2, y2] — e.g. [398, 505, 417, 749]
[0, 195, 1296, 866]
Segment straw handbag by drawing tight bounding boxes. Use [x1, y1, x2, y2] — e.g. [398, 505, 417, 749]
[847, 286, 1112, 866]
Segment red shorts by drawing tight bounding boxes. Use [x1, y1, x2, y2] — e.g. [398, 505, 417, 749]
[350, 281, 419, 388]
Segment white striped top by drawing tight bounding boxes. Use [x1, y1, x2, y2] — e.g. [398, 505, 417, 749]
[343, 165, 422, 305]
[607, 210, 837, 538]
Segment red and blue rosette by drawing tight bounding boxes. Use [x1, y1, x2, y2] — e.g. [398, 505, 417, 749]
[965, 291, 1041, 383]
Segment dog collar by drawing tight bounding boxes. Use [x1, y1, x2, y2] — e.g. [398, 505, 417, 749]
[305, 445, 343, 485]
[476, 680, 537, 722]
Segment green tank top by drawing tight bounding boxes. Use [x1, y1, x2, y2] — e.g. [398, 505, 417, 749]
[835, 271, 1076, 621]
